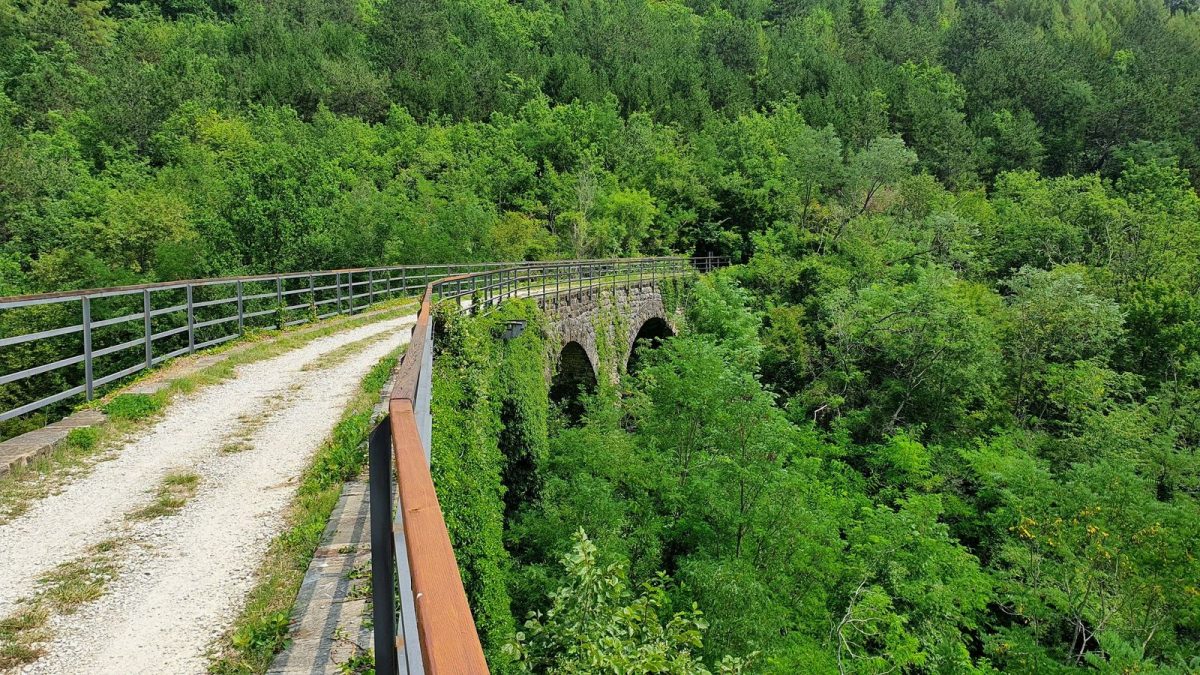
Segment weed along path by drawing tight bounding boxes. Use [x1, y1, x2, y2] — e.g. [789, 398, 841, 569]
[0, 311, 415, 674]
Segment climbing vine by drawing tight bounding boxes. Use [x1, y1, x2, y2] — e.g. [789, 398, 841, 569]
[430, 280, 693, 669]
[430, 299, 549, 670]
[658, 273, 685, 317]
[590, 289, 629, 387]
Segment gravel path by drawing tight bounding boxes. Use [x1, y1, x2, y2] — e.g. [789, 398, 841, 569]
[0, 313, 414, 674]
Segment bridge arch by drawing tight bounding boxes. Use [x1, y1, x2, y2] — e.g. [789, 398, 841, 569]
[626, 316, 674, 375]
[550, 341, 597, 424]
[542, 282, 678, 389]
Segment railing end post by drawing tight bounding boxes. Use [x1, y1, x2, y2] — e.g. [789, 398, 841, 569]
[368, 418, 400, 675]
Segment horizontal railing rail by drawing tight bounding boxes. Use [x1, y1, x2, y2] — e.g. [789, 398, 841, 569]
[0, 260, 597, 426]
[369, 256, 728, 674]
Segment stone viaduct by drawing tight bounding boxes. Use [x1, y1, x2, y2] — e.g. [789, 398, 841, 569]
[538, 280, 679, 411]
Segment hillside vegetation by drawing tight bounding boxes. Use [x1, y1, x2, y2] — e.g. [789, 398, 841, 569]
[3, 0, 1200, 672]
[2, 0, 1199, 292]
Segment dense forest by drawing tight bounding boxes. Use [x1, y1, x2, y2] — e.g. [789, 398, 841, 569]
[4, 0, 1200, 671]
[2, 0, 1200, 293]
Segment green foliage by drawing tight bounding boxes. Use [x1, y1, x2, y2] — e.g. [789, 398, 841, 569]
[965, 442, 1200, 668]
[3, 0, 1197, 299]
[430, 299, 550, 665]
[102, 393, 165, 421]
[64, 426, 98, 451]
[1003, 266, 1126, 428]
[504, 530, 751, 674]
[498, 239, 1200, 671]
[228, 611, 289, 661]
[816, 265, 1004, 439]
[4, 0, 1200, 670]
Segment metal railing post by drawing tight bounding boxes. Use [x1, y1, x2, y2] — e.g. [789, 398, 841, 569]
[348, 271, 354, 315]
[143, 290, 153, 368]
[335, 273, 342, 314]
[385, 269, 391, 298]
[276, 277, 284, 329]
[186, 285, 196, 352]
[82, 297, 93, 400]
[401, 267, 407, 294]
[368, 270, 375, 307]
[309, 275, 316, 315]
[368, 420, 399, 675]
[236, 281, 244, 335]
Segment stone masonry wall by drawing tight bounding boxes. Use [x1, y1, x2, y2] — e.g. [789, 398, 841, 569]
[540, 281, 677, 385]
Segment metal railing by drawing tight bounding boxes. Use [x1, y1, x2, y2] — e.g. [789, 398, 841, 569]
[0, 262, 553, 425]
[367, 256, 728, 674]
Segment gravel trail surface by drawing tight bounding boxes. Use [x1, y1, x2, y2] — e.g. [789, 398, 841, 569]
[0, 313, 413, 674]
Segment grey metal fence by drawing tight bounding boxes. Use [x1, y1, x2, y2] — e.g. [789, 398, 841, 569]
[0, 262, 530, 426]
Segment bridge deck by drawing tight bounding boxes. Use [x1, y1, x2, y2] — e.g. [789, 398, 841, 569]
[0, 257, 725, 675]
[0, 309, 415, 674]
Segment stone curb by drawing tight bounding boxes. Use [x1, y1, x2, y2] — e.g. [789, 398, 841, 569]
[0, 409, 107, 478]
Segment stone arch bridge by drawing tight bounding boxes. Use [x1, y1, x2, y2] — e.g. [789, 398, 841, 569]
[537, 277, 681, 415]
[540, 280, 679, 405]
